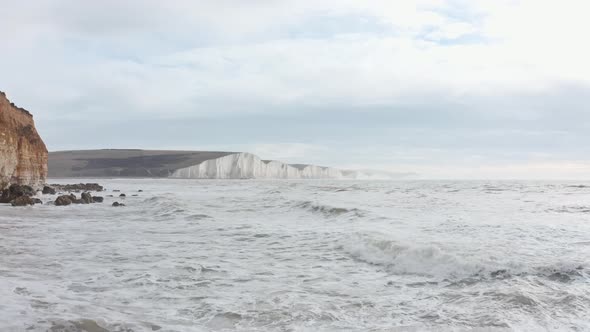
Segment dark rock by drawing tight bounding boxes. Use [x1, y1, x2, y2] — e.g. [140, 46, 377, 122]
[50, 183, 104, 192]
[42, 186, 56, 195]
[80, 192, 93, 204]
[10, 196, 35, 206]
[33, 198, 43, 204]
[138, 190, 143, 192]
[113, 189, 120, 192]
[92, 196, 104, 203]
[119, 193, 126, 197]
[106, 195, 113, 197]
[132, 194, 138, 197]
[68, 193, 85, 204]
[112, 201, 125, 207]
[55, 195, 73, 206]
[0, 184, 35, 203]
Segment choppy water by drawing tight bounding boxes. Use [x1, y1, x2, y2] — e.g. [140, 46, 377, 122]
[1, 179, 590, 331]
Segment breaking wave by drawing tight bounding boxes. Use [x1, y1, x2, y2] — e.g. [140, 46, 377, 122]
[4, 179, 590, 330]
[340, 233, 588, 282]
[140, 195, 189, 219]
[340, 233, 482, 279]
[292, 201, 364, 217]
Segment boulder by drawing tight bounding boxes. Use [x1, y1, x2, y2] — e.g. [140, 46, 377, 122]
[10, 196, 35, 206]
[33, 198, 43, 204]
[55, 195, 73, 206]
[12, 184, 35, 196]
[42, 186, 56, 195]
[0, 184, 35, 203]
[80, 192, 93, 204]
[0, 192, 10, 204]
[92, 196, 104, 203]
[119, 193, 126, 197]
[112, 201, 125, 207]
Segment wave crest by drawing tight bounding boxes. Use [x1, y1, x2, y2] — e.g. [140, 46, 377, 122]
[341, 233, 479, 279]
[140, 195, 187, 218]
[340, 233, 588, 282]
[294, 201, 364, 217]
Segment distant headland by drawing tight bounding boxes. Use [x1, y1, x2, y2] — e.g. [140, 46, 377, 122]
[49, 149, 394, 179]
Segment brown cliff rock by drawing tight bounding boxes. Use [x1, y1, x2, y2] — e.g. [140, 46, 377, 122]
[0, 91, 48, 190]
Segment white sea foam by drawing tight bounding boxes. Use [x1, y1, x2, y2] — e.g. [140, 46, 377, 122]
[1, 179, 590, 331]
[340, 233, 484, 279]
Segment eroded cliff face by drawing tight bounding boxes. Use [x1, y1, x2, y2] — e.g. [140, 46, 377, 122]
[0, 92, 48, 189]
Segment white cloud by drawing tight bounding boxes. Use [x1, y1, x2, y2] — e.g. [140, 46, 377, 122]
[4, 0, 590, 112]
[2, 0, 590, 178]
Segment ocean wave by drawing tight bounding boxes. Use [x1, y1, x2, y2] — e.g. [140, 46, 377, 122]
[340, 233, 588, 282]
[40, 318, 163, 332]
[548, 205, 590, 214]
[293, 201, 364, 217]
[340, 233, 481, 279]
[310, 184, 364, 192]
[140, 195, 188, 218]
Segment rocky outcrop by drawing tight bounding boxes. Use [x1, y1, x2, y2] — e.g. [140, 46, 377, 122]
[50, 183, 104, 192]
[11, 196, 35, 206]
[0, 184, 36, 204]
[0, 91, 48, 189]
[54, 192, 105, 206]
[55, 195, 74, 206]
[42, 185, 56, 195]
[80, 192, 92, 204]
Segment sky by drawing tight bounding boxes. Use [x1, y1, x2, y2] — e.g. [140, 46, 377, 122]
[1, 0, 590, 179]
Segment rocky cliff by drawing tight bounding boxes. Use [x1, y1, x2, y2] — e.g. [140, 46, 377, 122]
[0, 92, 48, 189]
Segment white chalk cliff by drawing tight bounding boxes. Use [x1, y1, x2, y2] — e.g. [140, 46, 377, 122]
[48, 149, 402, 179]
[170, 153, 347, 179]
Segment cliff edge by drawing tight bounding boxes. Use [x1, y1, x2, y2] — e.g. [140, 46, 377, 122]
[0, 92, 48, 189]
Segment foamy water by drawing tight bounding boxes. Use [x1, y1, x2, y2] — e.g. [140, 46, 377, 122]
[1, 179, 590, 331]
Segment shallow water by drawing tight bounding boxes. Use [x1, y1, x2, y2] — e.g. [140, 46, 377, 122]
[1, 179, 590, 331]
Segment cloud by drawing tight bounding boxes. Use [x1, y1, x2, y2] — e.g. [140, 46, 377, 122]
[1, 0, 589, 178]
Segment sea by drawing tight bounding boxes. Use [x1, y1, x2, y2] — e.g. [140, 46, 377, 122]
[1, 179, 590, 331]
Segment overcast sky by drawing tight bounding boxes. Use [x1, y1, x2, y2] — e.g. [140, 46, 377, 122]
[1, 0, 590, 179]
